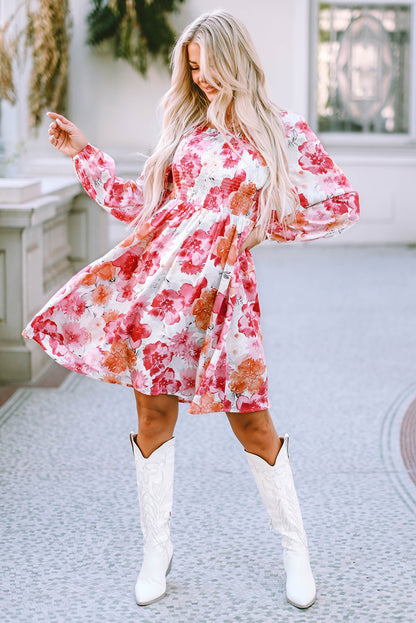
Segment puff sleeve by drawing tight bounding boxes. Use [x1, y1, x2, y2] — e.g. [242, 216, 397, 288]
[267, 112, 360, 242]
[72, 144, 173, 224]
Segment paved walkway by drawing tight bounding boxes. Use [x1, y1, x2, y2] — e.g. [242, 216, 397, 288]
[1, 244, 416, 623]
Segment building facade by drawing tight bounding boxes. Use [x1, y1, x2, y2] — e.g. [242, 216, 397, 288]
[1, 0, 416, 244]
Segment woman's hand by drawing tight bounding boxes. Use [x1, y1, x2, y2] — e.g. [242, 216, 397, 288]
[47, 111, 88, 158]
[239, 226, 266, 254]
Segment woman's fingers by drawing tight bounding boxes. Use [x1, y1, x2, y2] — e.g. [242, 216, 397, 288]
[46, 111, 70, 123]
[47, 111, 73, 132]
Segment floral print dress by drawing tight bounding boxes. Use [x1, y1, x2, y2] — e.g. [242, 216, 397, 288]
[23, 111, 359, 414]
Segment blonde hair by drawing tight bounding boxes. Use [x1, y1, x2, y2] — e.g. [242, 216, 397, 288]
[133, 10, 297, 233]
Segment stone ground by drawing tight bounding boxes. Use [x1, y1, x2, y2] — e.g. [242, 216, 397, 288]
[1, 244, 416, 623]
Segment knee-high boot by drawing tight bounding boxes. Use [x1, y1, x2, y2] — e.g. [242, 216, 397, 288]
[245, 434, 316, 609]
[130, 433, 175, 606]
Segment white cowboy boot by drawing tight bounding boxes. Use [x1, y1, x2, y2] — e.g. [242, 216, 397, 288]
[130, 433, 175, 606]
[246, 434, 316, 609]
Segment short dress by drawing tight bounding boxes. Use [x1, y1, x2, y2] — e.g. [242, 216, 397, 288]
[23, 110, 360, 414]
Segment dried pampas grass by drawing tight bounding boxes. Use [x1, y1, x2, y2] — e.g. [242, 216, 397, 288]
[0, 0, 71, 130]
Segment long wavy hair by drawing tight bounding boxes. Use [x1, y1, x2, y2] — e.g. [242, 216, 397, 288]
[133, 10, 297, 234]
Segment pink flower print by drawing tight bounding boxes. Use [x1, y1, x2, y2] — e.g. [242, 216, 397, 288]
[115, 275, 139, 302]
[179, 367, 197, 394]
[55, 291, 86, 319]
[118, 302, 152, 348]
[178, 228, 213, 275]
[294, 117, 318, 142]
[129, 321, 152, 350]
[298, 141, 334, 175]
[221, 138, 242, 168]
[30, 310, 58, 338]
[83, 347, 104, 370]
[235, 379, 268, 412]
[48, 336, 68, 358]
[151, 367, 181, 395]
[171, 328, 201, 363]
[178, 277, 208, 307]
[112, 246, 142, 280]
[136, 249, 161, 284]
[202, 171, 246, 211]
[238, 302, 260, 338]
[61, 322, 89, 349]
[108, 207, 139, 223]
[85, 317, 106, 343]
[298, 192, 309, 209]
[317, 170, 350, 195]
[103, 178, 137, 205]
[74, 167, 96, 200]
[178, 152, 202, 187]
[198, 351, 228, 396]
[103, 310, 124, 344]
[143, 341, 173, 376]
[149, 289, 184, 325]
[202, 185, 224, 211]
[239, 256, 258, 302]
[131, 369, 149, 391]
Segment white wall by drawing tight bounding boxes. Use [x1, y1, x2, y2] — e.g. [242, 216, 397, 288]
[65, 0, 308, 154]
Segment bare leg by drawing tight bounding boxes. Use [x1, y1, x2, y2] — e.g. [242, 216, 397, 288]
[134, 391, 179, 457]
[226, 409, 282, 465]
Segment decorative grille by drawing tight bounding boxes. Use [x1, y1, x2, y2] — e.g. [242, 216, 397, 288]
[317, 3, 411, 133]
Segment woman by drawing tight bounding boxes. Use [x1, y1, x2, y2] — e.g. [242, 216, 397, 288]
[23, 10, 359, 610]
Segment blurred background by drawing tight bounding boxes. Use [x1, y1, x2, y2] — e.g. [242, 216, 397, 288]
[0, 0, 415, 384]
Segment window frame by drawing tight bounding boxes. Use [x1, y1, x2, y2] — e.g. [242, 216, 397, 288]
[309, 0, 416, 145]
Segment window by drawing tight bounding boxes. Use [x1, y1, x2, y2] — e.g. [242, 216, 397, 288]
[312, 2, 415, 136]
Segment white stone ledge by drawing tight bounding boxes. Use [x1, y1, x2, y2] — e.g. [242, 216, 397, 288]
[0, 179, 42, 203]
[0, 178, 81, 228]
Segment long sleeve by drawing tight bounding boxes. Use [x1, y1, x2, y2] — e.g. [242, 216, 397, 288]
[267, 112, 360, 242]
[72, 144, 173, 225]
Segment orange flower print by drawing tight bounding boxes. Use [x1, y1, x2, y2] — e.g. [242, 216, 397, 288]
[213, 226, 237, 268]
[79, 262, 116, 286]
[91, 284, 112, 305]
[189, 392, 222, 414]
[79, 270, 98, 286]
[229, 356, 266, 395]
[96, 262, 116, 280]
[192, 288, 217, 330]
[102, 340, 137, 374]
[103, 310, 120, 323]
[229, 182, 257, 215]
[102, 374, 122, 385]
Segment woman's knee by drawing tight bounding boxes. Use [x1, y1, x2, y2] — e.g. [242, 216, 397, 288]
[227, 410, 275, 446]
[134, 392, 178, 438]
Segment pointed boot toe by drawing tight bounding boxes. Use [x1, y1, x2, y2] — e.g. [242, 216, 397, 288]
[135, 546, 173, 605]
[284, 549, 316, 609]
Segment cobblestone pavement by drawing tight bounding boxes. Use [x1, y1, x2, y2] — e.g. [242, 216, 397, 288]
[1, 244, 416, 623]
